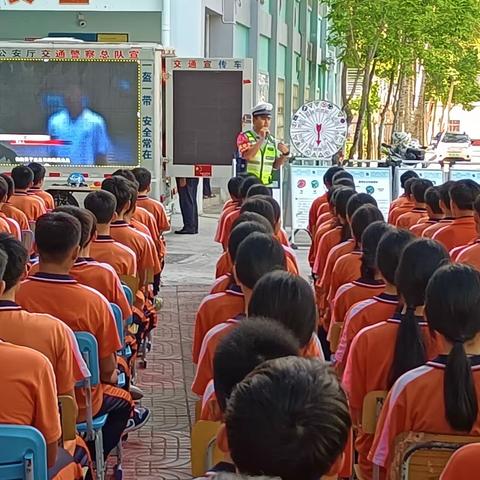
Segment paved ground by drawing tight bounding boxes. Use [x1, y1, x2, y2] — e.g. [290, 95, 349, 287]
[116, 197, 312, 479]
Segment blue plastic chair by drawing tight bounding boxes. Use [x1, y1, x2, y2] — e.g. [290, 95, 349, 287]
[122, 285, 133, 307]
[110, 304, 128, 387]
[0, 425, 47, 480]
[74, 332, 107, 480]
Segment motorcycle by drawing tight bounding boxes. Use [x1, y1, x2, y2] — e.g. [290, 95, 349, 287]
[380, 132, 427, 167]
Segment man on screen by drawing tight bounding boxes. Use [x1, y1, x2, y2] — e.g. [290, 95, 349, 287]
[48, 84, 110, 165]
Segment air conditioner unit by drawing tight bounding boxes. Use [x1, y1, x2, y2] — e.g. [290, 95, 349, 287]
[223, 0, 237, 24]
[307, 42, 314, 62]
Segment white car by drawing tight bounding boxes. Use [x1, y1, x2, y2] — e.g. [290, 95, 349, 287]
[431, 133, 471, 162]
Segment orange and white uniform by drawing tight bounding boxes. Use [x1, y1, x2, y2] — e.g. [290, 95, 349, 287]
[455, 239, 480, 270]
[218, 208, 241, 250]
[308, 217, 335, 268]
[210, 273, 234, 295]
[410, 218, 439, 237]
[308, 193, 328, 234]
[396, 208, 428, 229]
[327, 250, 363, 307]
[312, 226, 342, 278]
[90, 234, 137, 277]
[422, 218, 453, 238]
[136, 194, 170, 233]
[432, 216, 477, 251]
[9, 191, 46, 221]
[29, 187, 55, 210]
[440, 443, 480, 480]
[388, 200, 414, 225]
[215, 202, 239, 243]
[2, 202, 29, 231]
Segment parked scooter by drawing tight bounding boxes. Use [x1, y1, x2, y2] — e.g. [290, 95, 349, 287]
[380, 132, 426, 167]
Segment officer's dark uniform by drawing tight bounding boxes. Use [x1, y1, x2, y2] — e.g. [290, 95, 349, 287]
[175, 177, 199, 234]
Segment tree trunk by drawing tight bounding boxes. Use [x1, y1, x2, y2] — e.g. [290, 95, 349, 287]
[377, 66, 397, 156]
[392, 70, 404, 136]
[429, 100, 438, 141]
[366, 61, 377, 159]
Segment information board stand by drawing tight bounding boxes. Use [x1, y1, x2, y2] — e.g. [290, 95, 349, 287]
[394, 167, 445, 199]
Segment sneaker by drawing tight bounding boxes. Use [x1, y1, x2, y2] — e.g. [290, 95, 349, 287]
[129, 385, 144, 401]
[125, 407, 151, 433]
[154, 296, 163, 311]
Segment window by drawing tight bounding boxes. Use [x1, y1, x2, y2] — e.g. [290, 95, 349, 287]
[447, 120, 461, 133]
[277, 78, 285, 140]
[293, 84, 300, 115]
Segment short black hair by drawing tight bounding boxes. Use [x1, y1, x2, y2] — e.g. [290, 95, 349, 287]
[235, 233, 286, 289]
[54, 206, 96, 249]
[346, 192, 378, 220]
[411, 178, 433, 203]
[400, 170, 419, 189]
[227, 177, 243, 199]
[449, 179, 480, 211]
[335, 188, 356, 220]
[27, 162, 46, 185]
[324, 166, 344, 188]
[240, 198, 275, 229]
[351, 205, 384, 243]
[84, 190, 117, 224]
[246, 184, 272, 198]
[239, 176, 262, 199]
[0, 177, 9, 202]
[0, 233, 28, 291]
[334, 178, 356, 189]
[35, 212, 81, 263]
[248, 271, 317, 347]
[214, 318, 299, 412]
[102, 176, 133, 214]
[361, 222, 393, 280]
[332, 170, 354, 185]
[0, 174, 14, 200]
[425, 187, 443, 214]
[232, 212, 273, 233]
[0, 247, 8, 283]
[259, 195, 281, 224]
[11, 166, 34, 190]
[131, 167, 152, 192]
[112, 169, 137, 185]
[404, 177, 417, 196]
[439, 180, 456, 210]
[226, 357, 351, 480]
[228, 221, 270, 263]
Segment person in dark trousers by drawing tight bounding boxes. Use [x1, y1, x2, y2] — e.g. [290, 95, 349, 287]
[203, 178, 215, 199]
[176, 177, 199, 234]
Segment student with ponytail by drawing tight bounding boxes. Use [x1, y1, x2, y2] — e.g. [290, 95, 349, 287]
[371, 263, 480, 473]
[343, 239, 448, 479]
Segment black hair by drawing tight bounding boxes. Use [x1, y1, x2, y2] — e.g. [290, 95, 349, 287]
[54, 206, 96, 249]
[239, 176, 262, 199]
[232, 212, 273, 233]
[35, 212, 81, 262]
[0, 232, 28, 291]
[0, 177, 9, 202]
[0, 247, 7, 283]
[0, 174, 14, 200]
[214, 318, 299, 412]
[389, 239, 449, 387]
[334, 188, 356, 242]
[324, 166, 344, 188]
[411, 179, 433, 204]
[360, 222, 393, 281]
[11, 166, 34, 190]
[351, 205, 384, 247]
[235, 233, 286, 289]
[228, 221, 270, 263]
[346, 193, 378, 221]
[376, 228, 414, 285]
[400, 170, 419, 189]
[240, 198, 275, 229]
[259, 195, 281, 224]
[326, 185, 344, 205]
[84, 190, 117, 224]
[27, 162, 46, 186]
[249, 271, 317, 348]
[439, 180, 456, 210]
[334, 178, 356, 189]
[404, 177, 416, 197]
[246, 184, 272, 198]
[332, 170, 354, 185]
[425, 187, 443, 215]
[226, 357, 351, 480]
[112, 169, 138, 186]
[449, 179, 480, 211]
[426, 264, 480, 432]
[131, 167, 152, 192]
[227, 176, 243, 200]
[102, 176, 133, 214]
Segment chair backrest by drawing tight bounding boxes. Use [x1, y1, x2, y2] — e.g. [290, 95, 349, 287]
[362, 390, 387, 434]
[120, 275, 139, 295]
[21, 230, 34, 252]
[0, 425, 47, 480]
[58, 395, 77, 442]
[329, 322, 343, 353]
[110, 303, 124, 346]
[122, 284, 133, 307]
[74, 332, 99, 387]
[191, 421, 223, 477]
[392, 432, 480, 480]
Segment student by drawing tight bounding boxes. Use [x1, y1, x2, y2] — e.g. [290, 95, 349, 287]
[84, 189, 137, 277]
[239, 197, 275, 229]
[454, 194, 480, 269]
[211, 220, 270, 295]
[15, 212, 137, 459]
[344, 239, 448, 479]
[370, 264, 480, 473]
[215, 212, 273, 279]
[396, 178, 432, 228]
[332, 169, 354, 185]
[0, 176, 20, 238]
[423, 180, 456, 238]
[258, 195, 291, 248]
[0, 173, 29, 231]
[214, 176, 244, 243]
[308, 165, 343, 234]
[411, 186, 444, 236]
[218, 176, 262, 249]
[433, 179, 480, 251]
[388, 177, 416, 225]
[331, 222, 392, 326]
[440, 443, 480, 480]
[389, 170, 419, 214]
[27, 162, 55, 210]
[192, 233, 286, 395]
[335, 228, 414, 373]
[225, 357, 351, 480]
[9, 165, 47, 221]
[201, 317, 299, 422]
[246, 184, 271, 198]
[132, 166, 170, 234]
[102, 175, 160, 285]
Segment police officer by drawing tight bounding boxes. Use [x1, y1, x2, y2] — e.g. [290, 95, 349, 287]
[237, 102, 290, 185]
[175, 177, 199, 234]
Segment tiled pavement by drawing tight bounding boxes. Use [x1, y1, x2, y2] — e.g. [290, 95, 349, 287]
[114, 284, 206, 480]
